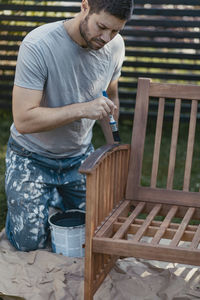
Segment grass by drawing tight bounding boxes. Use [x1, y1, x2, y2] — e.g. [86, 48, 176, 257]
[0, 110, 133, 231]
[0, 110, 13, 231]
[0, 109, 200, 230]
[142, 116, 200, 192]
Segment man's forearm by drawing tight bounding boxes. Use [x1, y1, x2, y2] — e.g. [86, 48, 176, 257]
[13, 90, 117, 135]
[14, 103, 86, 134]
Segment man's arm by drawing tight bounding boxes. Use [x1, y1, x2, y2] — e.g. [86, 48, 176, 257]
[12, 85, 116, 134]
[99, 79, 120, 144]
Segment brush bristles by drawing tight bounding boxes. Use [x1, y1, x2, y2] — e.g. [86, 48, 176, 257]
[112, 131, 121, 142]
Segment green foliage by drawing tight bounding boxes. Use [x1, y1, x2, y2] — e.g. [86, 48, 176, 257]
[0, 111, 200, 230]
[0, 116, 132, 230]
[141, 118, 200, 192]
[0, 110, 13, 230]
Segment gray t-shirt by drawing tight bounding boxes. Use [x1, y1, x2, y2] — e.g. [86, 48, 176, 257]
[11, 20, 125, 158]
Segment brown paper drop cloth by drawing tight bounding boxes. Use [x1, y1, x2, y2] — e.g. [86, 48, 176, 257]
[0, 229, 200, 300]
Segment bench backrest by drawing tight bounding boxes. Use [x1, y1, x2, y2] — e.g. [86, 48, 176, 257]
[126, 78, 200, 207]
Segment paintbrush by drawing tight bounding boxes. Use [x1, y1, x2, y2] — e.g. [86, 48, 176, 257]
[102, 91, 121, 143]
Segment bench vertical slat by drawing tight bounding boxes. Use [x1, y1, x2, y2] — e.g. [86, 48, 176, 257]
[98, 163, 103, 223]
[126, 78, 150, 198]
[151, 97, 165, 188]
[105, 155, 110, 216]
[115, 151, 121, 206]
[95, 167, 101, 279]
[167, 99, 181, 189]
[183, 100, 198, 191]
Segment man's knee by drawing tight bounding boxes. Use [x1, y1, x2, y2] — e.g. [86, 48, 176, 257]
[6, 215, 48, 251]
[6, 231, 47, 251]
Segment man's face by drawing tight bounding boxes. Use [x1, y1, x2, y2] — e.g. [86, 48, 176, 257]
[79, 10, 126, 50]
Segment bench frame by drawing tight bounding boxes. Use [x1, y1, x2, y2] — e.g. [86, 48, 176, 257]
[79, 78, 200, 299]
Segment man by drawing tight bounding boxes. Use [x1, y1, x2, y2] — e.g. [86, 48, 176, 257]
[5, 0, 134, 251]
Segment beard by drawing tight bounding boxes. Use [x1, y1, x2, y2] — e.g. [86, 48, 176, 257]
[79, 15, 105, 50]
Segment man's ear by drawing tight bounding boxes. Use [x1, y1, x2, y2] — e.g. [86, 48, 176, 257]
[81, 0, 89, 12]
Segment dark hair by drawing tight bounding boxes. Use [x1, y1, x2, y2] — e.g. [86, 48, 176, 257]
[87, 0, 134, 20]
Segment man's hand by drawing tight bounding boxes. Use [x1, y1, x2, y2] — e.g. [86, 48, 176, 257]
[82, 96, 117, 120]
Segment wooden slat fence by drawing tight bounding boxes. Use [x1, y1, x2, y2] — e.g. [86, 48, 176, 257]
[0, 0, 200, 118]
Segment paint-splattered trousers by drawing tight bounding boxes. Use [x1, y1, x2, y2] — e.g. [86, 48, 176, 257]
[5, 136, 94, 251]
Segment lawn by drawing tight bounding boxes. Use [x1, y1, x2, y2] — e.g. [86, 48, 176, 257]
[0, 108, 200, 231]
[0, 110, 13, 231]
[0, 109, 133, 231]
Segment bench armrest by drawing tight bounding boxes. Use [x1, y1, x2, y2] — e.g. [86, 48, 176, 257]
[79, 143, 131, 234]
[79, 144, 130, 175]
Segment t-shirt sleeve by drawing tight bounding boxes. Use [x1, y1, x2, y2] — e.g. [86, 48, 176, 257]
[14, 42, 47, 90]
[111, 35, 125, 81]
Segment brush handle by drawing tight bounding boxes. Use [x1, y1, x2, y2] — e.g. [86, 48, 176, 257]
[102, 91, 118, 132]
[102, 91, 121, 143]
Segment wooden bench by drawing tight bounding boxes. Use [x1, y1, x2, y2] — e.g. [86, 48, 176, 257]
[79, 78, 200, 299]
